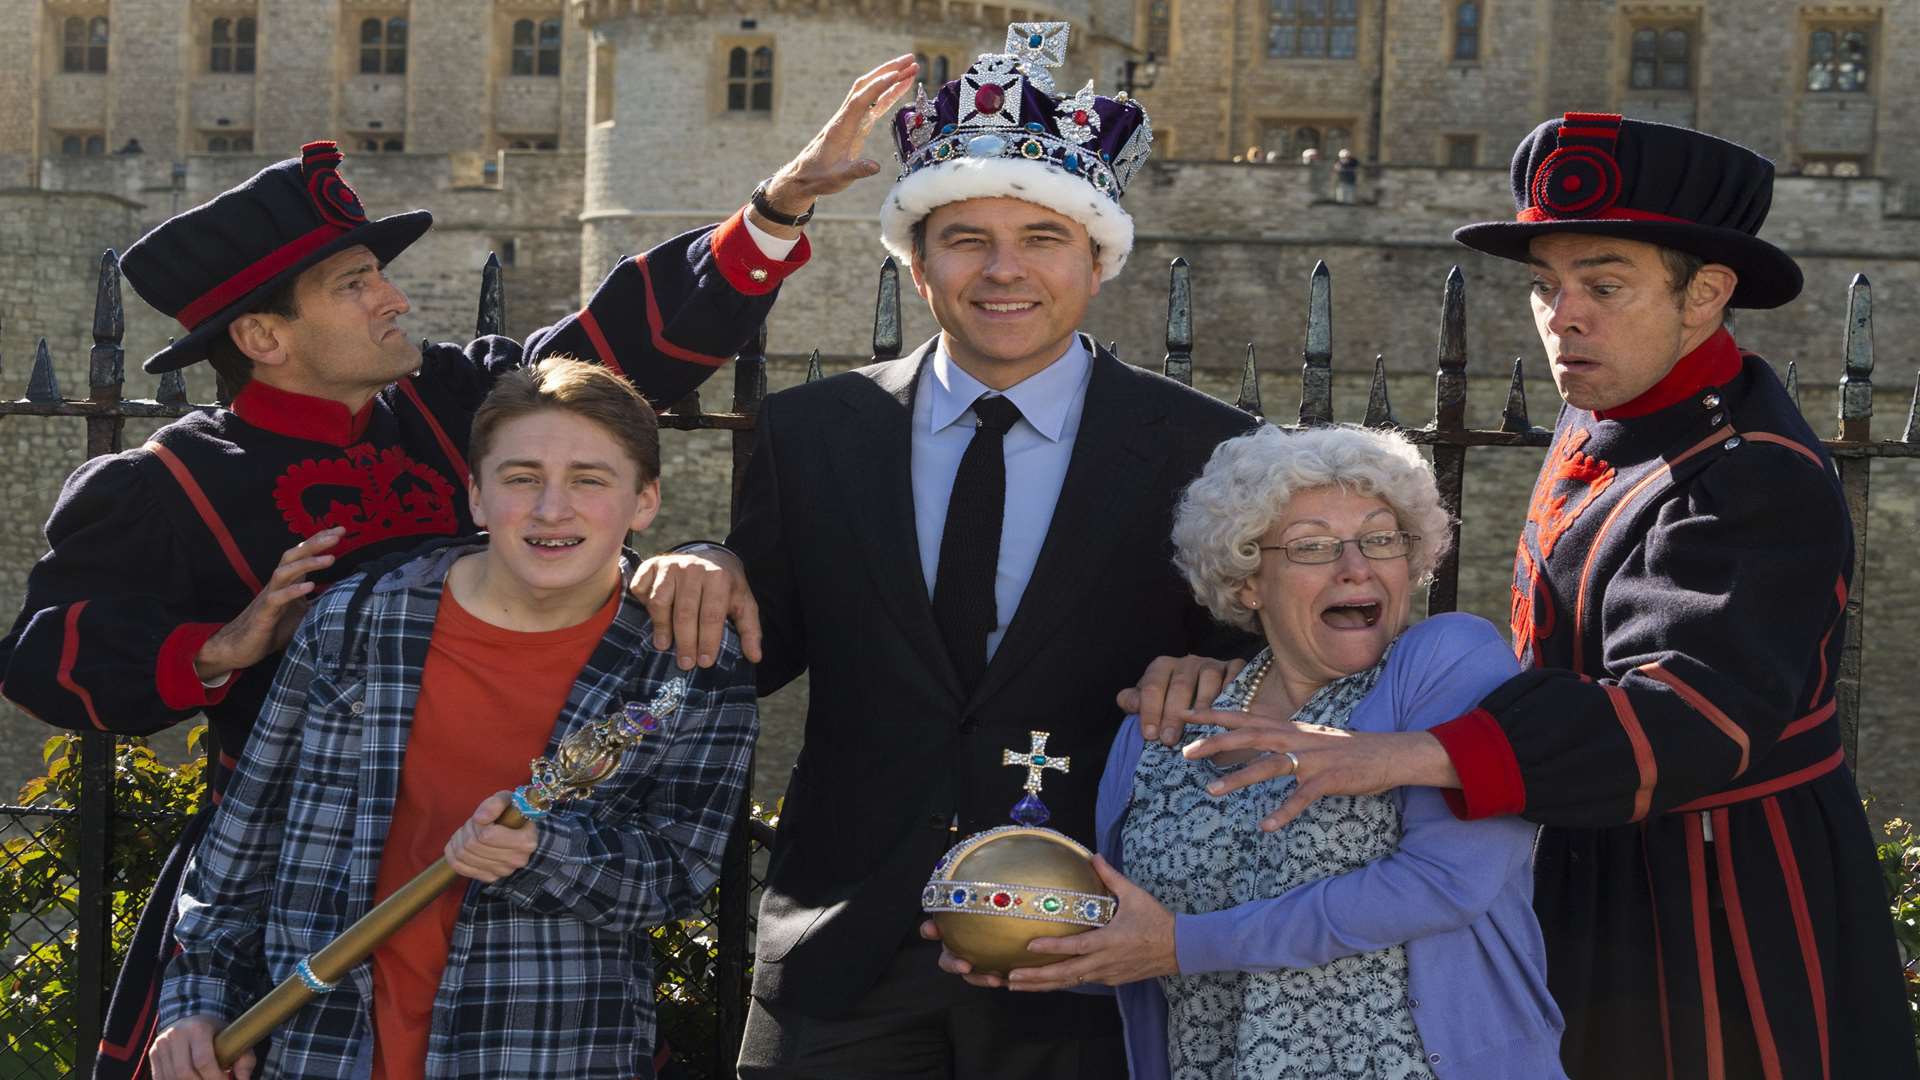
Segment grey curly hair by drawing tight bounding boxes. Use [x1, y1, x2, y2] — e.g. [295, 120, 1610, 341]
[1171, 424, 1454, 632]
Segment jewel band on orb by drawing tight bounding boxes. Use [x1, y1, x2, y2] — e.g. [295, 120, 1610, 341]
[922, 879, 1117, 927]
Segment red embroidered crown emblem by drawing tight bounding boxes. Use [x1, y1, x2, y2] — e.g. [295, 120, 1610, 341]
[273, 445, 457, 557]
[300, 140, 369, 230]
[1511, 427, 1615, 662]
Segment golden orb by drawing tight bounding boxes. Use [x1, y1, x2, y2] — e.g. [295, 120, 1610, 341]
[922, 825, 1116, 975]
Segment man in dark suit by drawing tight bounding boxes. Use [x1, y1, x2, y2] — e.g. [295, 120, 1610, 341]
[637, 23, 1259, 1078]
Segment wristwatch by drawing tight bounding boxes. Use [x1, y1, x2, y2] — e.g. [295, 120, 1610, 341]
[750, 179, 815, 228]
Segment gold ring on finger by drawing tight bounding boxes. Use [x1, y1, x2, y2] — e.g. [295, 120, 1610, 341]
[1284, 750, 1301, 775]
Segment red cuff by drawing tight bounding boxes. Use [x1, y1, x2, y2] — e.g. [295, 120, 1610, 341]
[156, 623, 236, 711]
[711, 207, 811, 296]
[1431, 708, 1526, 820]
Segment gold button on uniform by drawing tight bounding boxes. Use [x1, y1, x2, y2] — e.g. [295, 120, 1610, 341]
[749, 267, 769, 283]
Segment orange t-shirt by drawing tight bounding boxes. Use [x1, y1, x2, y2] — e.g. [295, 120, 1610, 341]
[368, 582, 619, 1080]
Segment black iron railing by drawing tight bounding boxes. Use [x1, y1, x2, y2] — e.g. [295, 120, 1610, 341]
[0, 247, 1910, 1076]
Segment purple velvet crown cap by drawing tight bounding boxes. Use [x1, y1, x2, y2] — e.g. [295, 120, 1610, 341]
[889, 22, 1154, 202]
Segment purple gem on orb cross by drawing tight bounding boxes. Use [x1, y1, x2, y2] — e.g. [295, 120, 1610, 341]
[1011, 792, 1052, 827]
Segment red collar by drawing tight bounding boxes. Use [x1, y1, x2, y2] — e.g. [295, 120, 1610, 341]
[1594, 327, 1743, 421]
[231, 380, 376, 446]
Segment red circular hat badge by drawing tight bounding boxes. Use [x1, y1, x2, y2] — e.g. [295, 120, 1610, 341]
[1526, 113, 1625, 220]
[301, 140, 370, 229]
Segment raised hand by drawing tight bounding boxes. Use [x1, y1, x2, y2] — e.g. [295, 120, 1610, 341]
[753, 55, 920, 233]
[193, 527, 344, 683]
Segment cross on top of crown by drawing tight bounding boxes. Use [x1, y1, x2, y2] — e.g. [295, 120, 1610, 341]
[1007, 23, 1071, 69]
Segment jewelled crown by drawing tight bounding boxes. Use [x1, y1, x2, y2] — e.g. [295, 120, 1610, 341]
[879, 22, 1153, 281]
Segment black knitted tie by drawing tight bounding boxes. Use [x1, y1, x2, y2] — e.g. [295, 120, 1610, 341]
[932, 394, 1024, 693]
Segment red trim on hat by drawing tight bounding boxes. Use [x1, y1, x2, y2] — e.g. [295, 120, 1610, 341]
[1516, 206, 1695, 225]
[232, 379, 375, 446]
[1594, 327, 1742, 420]
[176, 223, 350, 331]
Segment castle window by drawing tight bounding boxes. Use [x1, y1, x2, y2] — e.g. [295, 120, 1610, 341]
[59, 132, 106, 156]
[512, 18, 563, 77]
[210, 16, 257, 74]
[1451, 1, 1480, 62]
[1444, 133, 1478, 166]
[360, 16, 408, 75]
[1806, 26, 1869, 93]
[1147, 0, 1172, 58]
[1628, 25, 1691, 90]
[1260, 120, 1353, 160]
[727, 44, 774, 112]
[64, 16, 110, 73]
[1798, 154, 1866, 177]
[358, 135, 406, 153]
[1268, 0, 1359, 60]
[206, 133, 255, 153]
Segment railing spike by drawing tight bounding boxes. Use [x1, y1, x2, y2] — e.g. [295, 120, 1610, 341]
[1839, 274, 1873, 441]
[1904, 371, 1919, 444]
[1234, 343, 1262, 415]
[872, 257, 902, 360]
[1432, 266, 1468, 432]
[1362, 354, 1393, 428]
[90, 250, 125, 403]
[156, 369, 188, 406]
[1785, 359, 1800, 409]
[27, 338, 60, 402]
[1501, 357, 1530, 433]
[475, 251, 506, 338]
[1163, 258, 1192, 386]
[1299, 261, 1333, 426]
[805, 348, 823, 383]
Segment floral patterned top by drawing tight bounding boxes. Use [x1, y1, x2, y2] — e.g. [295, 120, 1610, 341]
[1119, 647, 1435, 1080]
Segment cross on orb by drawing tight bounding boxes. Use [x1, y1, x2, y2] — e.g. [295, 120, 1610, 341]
[1002, 731, 1070, 794]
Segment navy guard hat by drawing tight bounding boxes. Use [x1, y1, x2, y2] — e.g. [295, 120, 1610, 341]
[122, 141, 432, 373]
[1453, 113, 1802, 309]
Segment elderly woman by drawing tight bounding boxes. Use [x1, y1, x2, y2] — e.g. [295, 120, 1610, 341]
[1004, 424, 1564, 1080]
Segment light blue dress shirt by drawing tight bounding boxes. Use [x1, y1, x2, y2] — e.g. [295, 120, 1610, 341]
[911, 336, 1093, 660]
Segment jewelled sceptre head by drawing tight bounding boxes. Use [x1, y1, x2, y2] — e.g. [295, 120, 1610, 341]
[213, 679, 689, 1067]
[922, 730, 1117, 975]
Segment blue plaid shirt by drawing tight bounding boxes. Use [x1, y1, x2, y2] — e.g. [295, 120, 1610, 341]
[159, 543, 758, 1078]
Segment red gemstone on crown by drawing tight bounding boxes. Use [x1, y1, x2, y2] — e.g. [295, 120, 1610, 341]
[991, 891, 1013, 908]
[975, 83, 1006, 114]
[910, 113, 924, 128]
[1073, 109, 1089, 125]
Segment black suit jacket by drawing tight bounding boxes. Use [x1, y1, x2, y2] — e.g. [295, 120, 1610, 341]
[732, 336, 1260, 1014]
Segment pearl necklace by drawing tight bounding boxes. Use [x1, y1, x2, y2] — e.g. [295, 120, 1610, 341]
[1239, 651, 1276, 710]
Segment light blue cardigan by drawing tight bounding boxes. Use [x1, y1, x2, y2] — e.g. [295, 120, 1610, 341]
[1094, 613, 1567, 1080]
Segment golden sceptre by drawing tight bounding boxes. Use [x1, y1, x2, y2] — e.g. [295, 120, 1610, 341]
[212, 677, 689, 1067]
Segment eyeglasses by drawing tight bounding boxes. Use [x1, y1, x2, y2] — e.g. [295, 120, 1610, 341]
[1259, 530, 1420, 565]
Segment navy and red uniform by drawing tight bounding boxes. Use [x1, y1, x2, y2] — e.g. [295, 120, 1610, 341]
[1431, 328, 1917, 1080]
[0, 209, 806, 1079]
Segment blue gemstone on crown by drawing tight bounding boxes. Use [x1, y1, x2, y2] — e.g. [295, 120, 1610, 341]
[1028, 32, 1044, 47]
[968, 134, 1007, 157]
[1064, 152, 1081, 171]
[1026, 121, 1045, 133]
[942, 123, 957, 135]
